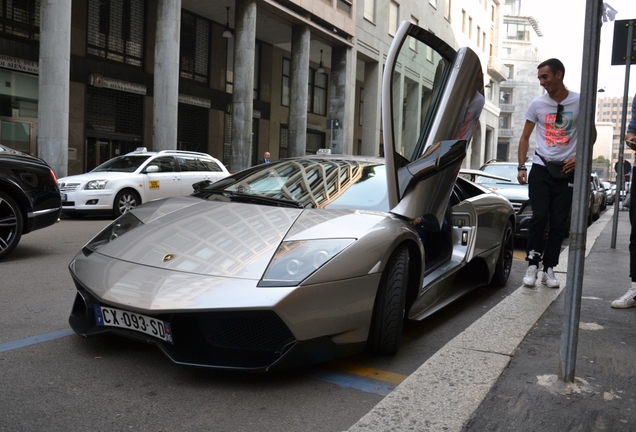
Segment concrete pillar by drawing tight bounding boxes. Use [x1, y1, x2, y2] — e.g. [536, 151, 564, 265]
[288, 25, 310, 157]
[153, 0, 181, 152]
[328, 46, 356, 154]
[361, 60, 381, 156]
[230, 0, 257, 171]
[38, 0, 72, 177]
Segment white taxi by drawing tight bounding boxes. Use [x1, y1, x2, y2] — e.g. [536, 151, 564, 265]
[58, 148, 229, 217]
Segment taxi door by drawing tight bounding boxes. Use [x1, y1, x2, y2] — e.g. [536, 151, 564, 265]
[383, 21, 485, 227]
[143, 156, 182, 202]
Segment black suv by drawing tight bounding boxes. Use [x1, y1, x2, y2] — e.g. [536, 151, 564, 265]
[0, 144, 62, 259]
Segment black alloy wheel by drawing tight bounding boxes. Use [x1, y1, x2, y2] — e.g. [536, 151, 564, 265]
[0, 191, 23, 260]
[491, 220, 514, 286]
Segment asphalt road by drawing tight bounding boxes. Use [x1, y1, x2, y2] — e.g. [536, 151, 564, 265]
[1, 215, 534, 432]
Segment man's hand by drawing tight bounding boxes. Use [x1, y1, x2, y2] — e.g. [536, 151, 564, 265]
[518, 170, 528, 185]
[626, 132, 636, 151]
[563, 156, 576, 174]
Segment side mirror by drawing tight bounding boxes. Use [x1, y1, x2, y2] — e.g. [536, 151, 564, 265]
[192, 180, 212, 193]
[145, 165, 159, 173]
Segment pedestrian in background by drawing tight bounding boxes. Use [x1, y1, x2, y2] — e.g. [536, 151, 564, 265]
[258, 151, 271, 164]
[518, 58, 592, 289]
[611, 94, 636, 308]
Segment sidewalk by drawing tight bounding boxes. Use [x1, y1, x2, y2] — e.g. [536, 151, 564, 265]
[348, 209, 636, 431]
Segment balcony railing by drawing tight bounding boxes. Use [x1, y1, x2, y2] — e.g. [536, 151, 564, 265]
[498, 129, 514, 137]
[499, 104, 515, 112]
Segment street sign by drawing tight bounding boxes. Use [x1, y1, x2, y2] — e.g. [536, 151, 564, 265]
[611, 19, 636, 66]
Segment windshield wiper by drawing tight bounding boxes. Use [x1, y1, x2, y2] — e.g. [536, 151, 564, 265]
[200, 189, 305, 209]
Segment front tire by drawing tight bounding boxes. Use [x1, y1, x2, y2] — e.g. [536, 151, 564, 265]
[0, 191, 24, 260]
[367, 246, 409, 355]
[491, 220, 514, 286]
[113, 189, 140, 218]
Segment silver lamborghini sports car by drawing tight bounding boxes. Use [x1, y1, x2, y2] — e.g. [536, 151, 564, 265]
[68, 22, 515, 371]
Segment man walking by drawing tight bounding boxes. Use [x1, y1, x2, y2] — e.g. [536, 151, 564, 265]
[611, 95, 636, 308]
[517, 58, 585, 289]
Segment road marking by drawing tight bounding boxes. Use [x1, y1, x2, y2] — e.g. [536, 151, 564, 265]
[305, 360, 407, 396]
[0, 329, 74, 353]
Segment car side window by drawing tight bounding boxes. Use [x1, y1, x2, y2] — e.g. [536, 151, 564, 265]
[177, 156, 206, 172]
[149, 156, 176, 172]
[200, 159, 222, 172]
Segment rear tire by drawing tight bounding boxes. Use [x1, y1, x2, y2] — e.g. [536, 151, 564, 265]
[491, 221, 513, 286]
[113, 189, 140, 218]
[367, 246, 409, 355]
[0, 191, 23, 260]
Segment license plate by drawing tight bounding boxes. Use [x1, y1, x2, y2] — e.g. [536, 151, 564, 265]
[94, 305, 173, 344]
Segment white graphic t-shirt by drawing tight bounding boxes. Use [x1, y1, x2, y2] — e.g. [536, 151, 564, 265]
[524, 91, 580, 166]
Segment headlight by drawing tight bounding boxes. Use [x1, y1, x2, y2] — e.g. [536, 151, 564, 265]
[85, 179, 109, 190]
[81, 212, 144, 255]
[259, 239, 354, 287]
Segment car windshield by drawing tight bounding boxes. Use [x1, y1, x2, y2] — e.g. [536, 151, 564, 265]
[475, 164, 529, 185]
[202, 158, 389, 211]
[92, 155, 152, 172]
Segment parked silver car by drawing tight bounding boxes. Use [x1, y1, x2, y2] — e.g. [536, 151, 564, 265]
[67, 22, 515, 370]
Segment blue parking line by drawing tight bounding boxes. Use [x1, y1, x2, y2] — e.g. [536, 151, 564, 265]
[0, 329, 74, 353]
[307, 370, 396, 396]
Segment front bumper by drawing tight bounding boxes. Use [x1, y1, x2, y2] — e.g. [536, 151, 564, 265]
[61, 190, 116, 212]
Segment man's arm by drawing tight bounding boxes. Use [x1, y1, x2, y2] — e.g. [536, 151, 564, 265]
[517, 120, 535, 185]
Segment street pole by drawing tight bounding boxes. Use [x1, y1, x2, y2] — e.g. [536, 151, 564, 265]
[559, 0, 603, 383]
[610, 20, 634, 248]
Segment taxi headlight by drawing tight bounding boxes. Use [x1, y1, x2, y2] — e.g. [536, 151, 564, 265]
[259, 239, 354, 287]
[82, 212, 143, 255]
[85, 180, 109, 190]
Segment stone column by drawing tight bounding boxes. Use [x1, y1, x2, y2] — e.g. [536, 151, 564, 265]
[153, 0, 181, 152]
[361, 60, 381, 156]
[288, 25, 310, 157]
[328, 46, 356, 154]
[230, 0, 257, 171]
[38, 0, 72, 177]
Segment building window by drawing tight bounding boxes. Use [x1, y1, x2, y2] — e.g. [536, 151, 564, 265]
[410, 16, 418, 51]
[504, 20, 531, 41]
[279, 125, 288, 159]
[499, 114, 511, 129]
[337, 0, 352, 15]
[445, 0, 451, 21]
[389, 1, 399, 36]
[462, 10, 466, 33]
[364, 0, 375, 22]
[500, 89, 513, 104]
[505, 64, 514, 79]
[359, 87, 364, 126]
[223, 112, 232, 166]
[468, 17, 473, 39]
[87, 0, 145, 67]
[178, 103, 209, 152]
[309, 69, 328, 116]
[477, 26, 481, 46]
[180, 11, 210, 84]
[282, 58, 290, 107]
[0, 0, 40, 40]
[482, 31, 486, 51]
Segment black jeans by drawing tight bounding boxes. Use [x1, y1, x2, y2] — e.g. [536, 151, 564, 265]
[526, 164, 573, 269]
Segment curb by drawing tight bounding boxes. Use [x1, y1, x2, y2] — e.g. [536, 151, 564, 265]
[347, 210, 614, 431]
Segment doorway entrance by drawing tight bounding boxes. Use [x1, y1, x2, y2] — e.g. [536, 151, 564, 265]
[85, 137, 141, 172]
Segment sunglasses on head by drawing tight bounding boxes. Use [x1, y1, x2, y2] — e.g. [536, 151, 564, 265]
[556, 104, 564, 123]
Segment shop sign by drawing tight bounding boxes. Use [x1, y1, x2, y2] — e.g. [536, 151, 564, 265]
[0, 55, 38, 74]
[90, 74, 146, 95]
[178, 94, 211, 108]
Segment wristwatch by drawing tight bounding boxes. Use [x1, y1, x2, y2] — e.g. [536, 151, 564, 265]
[517, 165, 527, 171]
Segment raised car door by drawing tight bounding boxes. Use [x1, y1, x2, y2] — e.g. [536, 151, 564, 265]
[383, 21, 485, 227]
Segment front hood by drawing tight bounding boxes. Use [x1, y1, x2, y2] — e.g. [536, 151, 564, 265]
[89, 199, 304, 280]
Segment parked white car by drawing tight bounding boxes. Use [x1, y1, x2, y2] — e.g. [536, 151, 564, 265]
[58, 148, 229, 217]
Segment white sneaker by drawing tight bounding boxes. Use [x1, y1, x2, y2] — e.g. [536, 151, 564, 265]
[611, 288, 636, 309]
[523, 265, 538, 287]
[541, 267, 559, 288]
